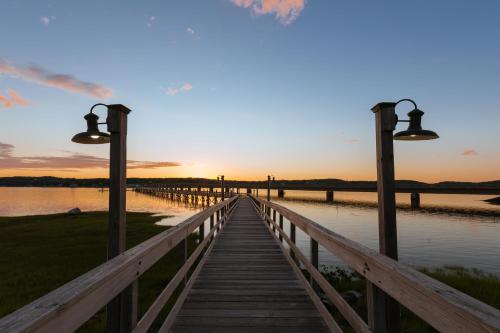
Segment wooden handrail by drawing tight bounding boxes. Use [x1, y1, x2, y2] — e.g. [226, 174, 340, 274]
[133, 198, 239, 333]
[248, 198, 344, 333]
[259, 207, 371, 333]
[158, 200, 240, 332]
[0, 196, 238, 333]
[250, 195, 500, 333]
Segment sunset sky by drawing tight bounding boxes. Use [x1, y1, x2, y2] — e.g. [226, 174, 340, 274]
[1, 0, 499, 182]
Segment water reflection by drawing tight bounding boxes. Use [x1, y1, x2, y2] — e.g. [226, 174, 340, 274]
[1, 188, 499, 275]
[0, 188, 204, 225]
[263, 191, 500, 275]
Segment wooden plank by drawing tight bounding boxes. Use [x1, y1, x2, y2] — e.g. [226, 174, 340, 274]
[172, 316, 329, 328]
[181, 301, 315, 310]
[252, 195, 500, 333]
[171, 326, 328, 333]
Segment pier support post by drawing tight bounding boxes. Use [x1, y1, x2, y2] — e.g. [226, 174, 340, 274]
[368, 102, 400, 333]
[411, 192, 421, 209]
[277, 189, 285, 198]
[326, 190, 334, 203]
[247, 188, 252, 194]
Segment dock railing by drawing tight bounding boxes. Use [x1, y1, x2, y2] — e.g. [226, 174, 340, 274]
[250, 195, 500, 333]
[0, 196, 239, 333]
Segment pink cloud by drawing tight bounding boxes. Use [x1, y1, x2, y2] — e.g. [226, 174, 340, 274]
[0, 142, 181, 170]
[0, 60, 113, 99]
[165, 83, 193, 96]
[461, 149, 478, 156]
[0, 89, 29, 108]
[231, 0, 306, 25]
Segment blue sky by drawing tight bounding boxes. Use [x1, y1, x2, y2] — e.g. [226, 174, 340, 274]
[1, 0, 499, 181]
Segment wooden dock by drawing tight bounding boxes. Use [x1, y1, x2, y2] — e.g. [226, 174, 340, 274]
[170, 197, 328, 332]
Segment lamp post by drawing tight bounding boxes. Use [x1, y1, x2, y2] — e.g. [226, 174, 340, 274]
[267, 175, 275, 201]
[217, 175, 225, 201]
[72, 103, 134, 333]
[369, 99, 438, 333]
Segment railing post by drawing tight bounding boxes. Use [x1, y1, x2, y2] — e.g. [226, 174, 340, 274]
[272, 209, 276, 232]
[310, 238, 318, 288]
[279, 214, 283, 242]
[216, 208, 220, 231]
[199, 222, 204, 244]
[131, 281, 138, 328]
[183, 238, 188, 286]
[290, 222, 296, 262]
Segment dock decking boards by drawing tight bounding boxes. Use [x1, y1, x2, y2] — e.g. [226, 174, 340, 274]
[171, 197, 329, 332]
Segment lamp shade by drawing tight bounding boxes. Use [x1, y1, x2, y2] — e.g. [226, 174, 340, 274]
[71, 112, 110, 144]
[394, 108, 439, 141]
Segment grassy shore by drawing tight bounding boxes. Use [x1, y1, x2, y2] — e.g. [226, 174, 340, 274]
[1, 212, 499, 332]
[321, 265, 500, 332]
[0, 211, 196, 332]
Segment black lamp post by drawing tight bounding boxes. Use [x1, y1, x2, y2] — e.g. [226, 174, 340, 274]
[72, 103, 133, 333]
[217, 175, 225, 201]
[369, 99, 438, 333]
[266, 175, 274, 201]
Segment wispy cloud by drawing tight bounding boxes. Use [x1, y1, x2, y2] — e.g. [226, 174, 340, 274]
[231, 0, 306, 25]
[164, 83, 193, 96]
[0, 60, 113, 99]
[40, 15, 56, 26]
[322, 133, 360, 144]
[462, 149, 478, 156]
[186, 27, 195, 35]
[147, 15, 156, 27]
[0, 89, 29, 108]
[0, 142, 181, 170]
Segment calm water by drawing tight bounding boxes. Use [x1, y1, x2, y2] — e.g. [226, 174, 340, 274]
[0, 187, 202, 225]
[1, 188, 499, 275]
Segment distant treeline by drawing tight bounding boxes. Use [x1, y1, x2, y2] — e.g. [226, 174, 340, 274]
[0, 176, 208, 188]
[1, 176, 500, 189]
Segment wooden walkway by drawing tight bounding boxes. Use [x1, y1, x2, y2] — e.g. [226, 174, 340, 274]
[171, 197, 329, 332]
